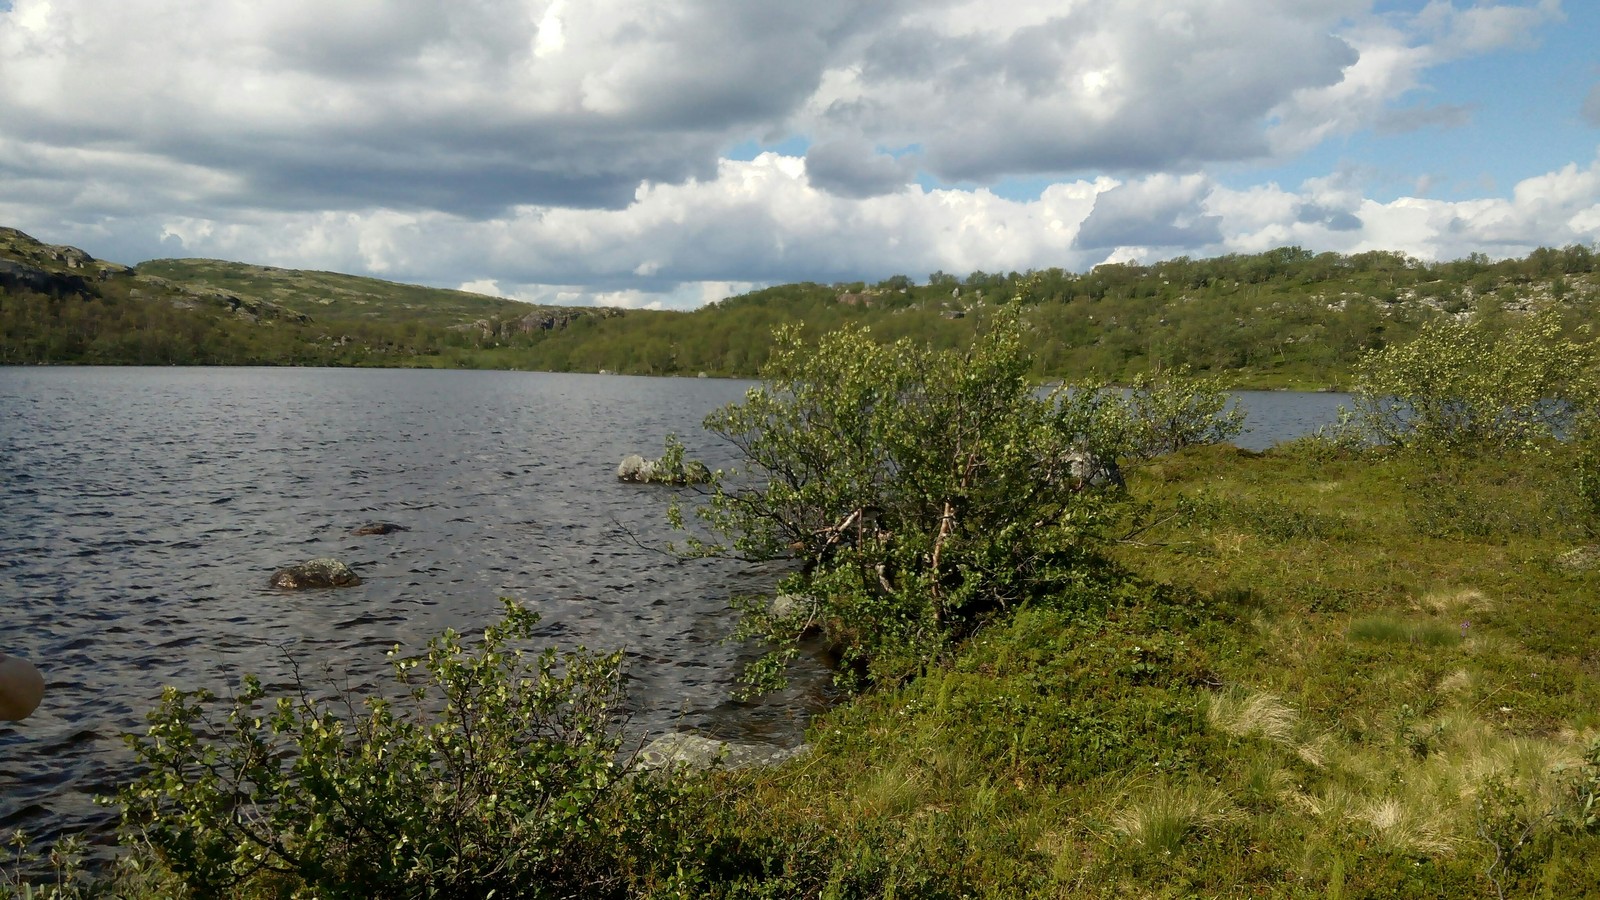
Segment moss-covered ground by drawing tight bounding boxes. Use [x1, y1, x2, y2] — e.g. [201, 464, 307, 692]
[694, 442, 1600, 898]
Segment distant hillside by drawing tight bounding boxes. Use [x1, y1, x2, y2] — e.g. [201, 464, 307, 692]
[0, 227, 622, 367]
[4, 225, 1596, 386]
[455, 244, 1600, 387]
[137, 258, 539, 327]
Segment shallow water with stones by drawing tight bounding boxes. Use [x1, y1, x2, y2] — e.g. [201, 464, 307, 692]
[0, 366, 1347, 853]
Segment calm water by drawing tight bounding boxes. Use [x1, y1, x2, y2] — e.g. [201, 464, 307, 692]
[0, 367, 1349, 850]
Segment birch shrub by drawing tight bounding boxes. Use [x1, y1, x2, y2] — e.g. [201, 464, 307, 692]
[1118, 367, 1246, 460]
[1348, 311, 1598, 452]
[670, 311, 1135, 691]
[119, 602, 702, 899]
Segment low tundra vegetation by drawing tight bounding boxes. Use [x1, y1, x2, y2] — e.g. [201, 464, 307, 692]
[9, 307, 1600, 898]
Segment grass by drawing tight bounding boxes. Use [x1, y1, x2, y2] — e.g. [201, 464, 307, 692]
[693, 440, 1600, 897]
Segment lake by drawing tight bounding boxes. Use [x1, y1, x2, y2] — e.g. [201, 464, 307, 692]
[0, 367, 1350, 849]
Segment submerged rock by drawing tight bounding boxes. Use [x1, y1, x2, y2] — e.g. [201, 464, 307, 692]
[271, 558, 362, 589]
[352, 522, 408, 536]
[637, 732, 808, 772]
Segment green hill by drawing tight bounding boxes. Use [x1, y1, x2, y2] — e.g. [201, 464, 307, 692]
[4, 224, 1597, 386]
[442, 245, 1599, 387]
[136, 258, 539, 327]
[0, 227, 618, 367]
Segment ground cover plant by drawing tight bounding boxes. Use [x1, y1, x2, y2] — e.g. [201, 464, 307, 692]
[681, 437, 1600, 898]
[99, 604, 720, 899]
[8, 301, 1600, 898]
[658, 309, 1600, 897]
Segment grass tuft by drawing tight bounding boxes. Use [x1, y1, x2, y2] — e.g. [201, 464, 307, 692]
[1108, 782, 1238, 861]
[1355, 797, 1459, 856]
[1207, 690, 1300, 745]
[1348, 614, 1463, 648]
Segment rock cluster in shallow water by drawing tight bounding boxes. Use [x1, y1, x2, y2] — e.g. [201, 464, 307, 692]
[616, 454, 711, 485]
[637, 732, 808, 772]
[271, 557, 362, 589]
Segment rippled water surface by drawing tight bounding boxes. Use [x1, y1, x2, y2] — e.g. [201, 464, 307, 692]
[0, 367, 824, 848]
[0, 367, 1348, 851]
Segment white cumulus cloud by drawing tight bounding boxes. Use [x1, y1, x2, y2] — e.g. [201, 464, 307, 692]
[0, 0, 1591, 307]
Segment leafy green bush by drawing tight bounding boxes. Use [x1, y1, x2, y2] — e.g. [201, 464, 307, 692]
[1116, 367, 1246, 460]
[1348, 311, 1598, 452]
[119, 602, 702, 899]
[672, 310, 1132, 691]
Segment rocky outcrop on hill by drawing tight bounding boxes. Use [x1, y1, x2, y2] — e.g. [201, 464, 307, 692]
[131, 275, 312, 324]
[0, 258, 94, 298]
[0, 227, 134, 297]
[454, 306, 624, 340]
[0, 228, 313, 328]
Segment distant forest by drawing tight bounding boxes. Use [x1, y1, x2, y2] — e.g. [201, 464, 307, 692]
[3, 231, 1596, 389]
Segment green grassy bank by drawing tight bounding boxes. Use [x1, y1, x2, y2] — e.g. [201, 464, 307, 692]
[690, 442, 1600, 898]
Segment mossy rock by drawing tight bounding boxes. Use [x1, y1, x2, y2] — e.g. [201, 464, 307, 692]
[271, 558, 362, 589]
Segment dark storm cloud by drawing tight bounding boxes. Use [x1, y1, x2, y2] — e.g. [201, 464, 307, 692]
[0, 0, 899, 217]
[1296, 202, 1364, 232]
[1074, 176, 1223, 250]
[804, 140, 914, 198]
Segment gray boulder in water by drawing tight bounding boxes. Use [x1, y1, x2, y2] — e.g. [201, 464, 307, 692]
[616, 454, 711, 485]
[616, 453, 660, 483]
[270, 558, 362, 589]
[769, 593, 823, 636]
[770, 592, 819, 620]
[637, 732, 808, 772]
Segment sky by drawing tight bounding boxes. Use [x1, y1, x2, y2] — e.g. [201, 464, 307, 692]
[1, 1, 1598, 310]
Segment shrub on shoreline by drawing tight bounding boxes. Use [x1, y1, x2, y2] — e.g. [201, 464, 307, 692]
[115, 602, 707, 899]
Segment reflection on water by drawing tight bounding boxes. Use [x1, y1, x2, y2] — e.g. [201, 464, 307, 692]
[0, 367, 1345, 850]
